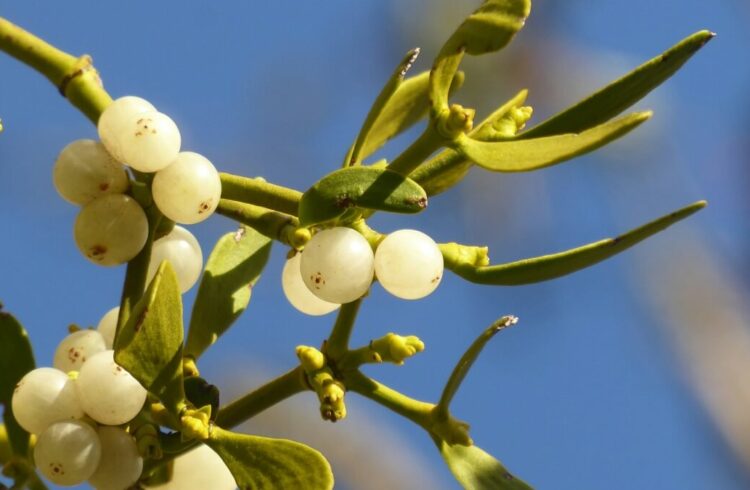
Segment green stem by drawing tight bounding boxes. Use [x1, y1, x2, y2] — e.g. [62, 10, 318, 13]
[345, 370, 433, 429]
[387, 127, 446, 176]
[215, 367, 307, 428]
[325, 299, 363, 361]
[0, 17, 111, 123]
[220, 173, 302, 216]
[216, 199, 301, 247]
[338, 345, 380, 371]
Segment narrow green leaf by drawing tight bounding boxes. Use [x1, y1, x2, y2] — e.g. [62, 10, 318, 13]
[520, 30, 715, 138]
[114, 262, 185, 414]
[298, 166, 427, 227]
[453, 111, 650, 172]
[430, 0, 531, 113]
[345, 48, 421, 166]
[358, 70, 465, 161]
[437, 316, 518, 416]
[412, 89, 529, 195]
[186, 226, 272, 359]
[206, 427, 334, 490]
[446, 201, 706, 285]
[435, 438, 533, 490]
[0, 309, 35, 456]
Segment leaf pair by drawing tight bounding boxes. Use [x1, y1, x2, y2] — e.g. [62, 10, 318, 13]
[415, 29, 714, 194]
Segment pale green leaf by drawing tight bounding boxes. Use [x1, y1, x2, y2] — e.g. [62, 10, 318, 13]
[520, 30, 714, 138]
[453, 111, 650, 172]
[206, 427, 334, 490]
[430, 0, 530, 113]
[114, 262, 185, 414]
[0, 308, 34, 456]
[412, 89, 529, 195]
[186, 227, 271, 359]
[358, 70, 465, 161]
[445, 201, 705, 285]
[298, 166, 427, 227]
[438, 316, 517, 415]
[435, 438, 533, 490]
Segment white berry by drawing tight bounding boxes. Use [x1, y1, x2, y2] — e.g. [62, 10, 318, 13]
[114, 111, 181, 172]
[152, 152, 221, 224]
[374, 229, 443, 300]
[53, 139, 129, 205]
[300, 227, 374, 304]
[74, 194, 148, 266]
[97, 306, 120, 349]
[11, 367, 84, 435]
[98, 96, 156, 163]
[144, 444, 236, 490]
[88, 426, 143, 490]
[147, 225, 203, 293]
[76, 350, 147, 426]
[282, 252, 340, 316]
[34, 420, 101, 486]
[54, 329, 107, 373]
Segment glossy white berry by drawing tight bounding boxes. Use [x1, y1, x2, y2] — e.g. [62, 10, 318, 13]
[114, 111, 181, 172]
[151, 152, 221, 224]
[282, 252, 340, 316]
[53, 330, 107, 374]
[144, 444, 236, 490]
[374, 229, 443, 300]
[147, 225, 203, 293]
[88, 426, 143, 490]
[300, 227, 374, 304]
[98, 96, 156, 163]
[34, 420, 101, 486]
[97, 307, 120, 349]
[53, 139, 129, 205]
[76, 350, 147, 426]
[74, 194, 148, 266]
[11, 368, 84, 435]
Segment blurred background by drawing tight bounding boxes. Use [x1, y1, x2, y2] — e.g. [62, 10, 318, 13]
[1, 1, 748, 488]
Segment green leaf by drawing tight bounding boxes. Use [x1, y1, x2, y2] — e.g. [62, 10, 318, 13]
[412, 89, 529, 196]
[298, 166, 427, 227]
[430, 0, 531, 113]
[445, 201, 705, 285]
[437, 316, 517, 415]
[206, 427, 334, 490]
[435, 438, 533, 490]
[183, 376, 220, 422]
[345, 48, 421, 166]
[453, 111, 650, 172]
[0, 309, 35, 456]
[520, 30, 714, 138]
[357, 70, 465, 161]
[186, 226, 272, 359]
[114, 262, 185, 415]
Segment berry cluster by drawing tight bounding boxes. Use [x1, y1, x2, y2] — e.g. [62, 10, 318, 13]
[11, 319, 146, 488]
[54, 96, 219, 269]
[282, 227, 444, 315]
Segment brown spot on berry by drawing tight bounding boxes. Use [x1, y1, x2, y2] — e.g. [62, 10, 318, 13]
[431, 275, 441, 284]
[67, 347, 82, 364]
[310, 272, 325, 289]
[99, 183, 109, 191]
[50, 463, 64, 475]
[198, 199, 212, 214]
[89, 245, 107, 260]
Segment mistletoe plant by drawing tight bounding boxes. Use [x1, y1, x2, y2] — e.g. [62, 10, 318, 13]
[0, 1, 712, 489]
